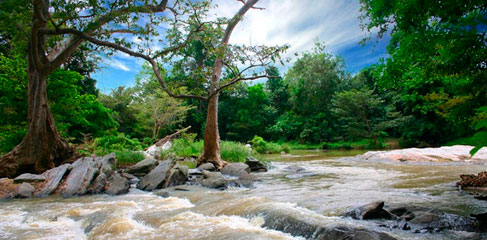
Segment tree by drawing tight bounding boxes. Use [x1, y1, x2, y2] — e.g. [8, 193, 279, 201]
[265, 66, 289, 115]
[0, 0, 211, 177]
[359, 0, 487, 146]
[282, 43, 349, 142]
[155, 0, 286, 168]
[332, 88, 389, 146]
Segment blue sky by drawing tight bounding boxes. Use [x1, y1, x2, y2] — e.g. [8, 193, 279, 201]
[92, 0, 389, 93]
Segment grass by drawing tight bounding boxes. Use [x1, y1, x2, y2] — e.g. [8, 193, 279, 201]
[114, 150, 145, 165]
[162, 135, 255, 163]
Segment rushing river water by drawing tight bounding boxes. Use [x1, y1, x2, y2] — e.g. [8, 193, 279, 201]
[1, 150, 486, 240]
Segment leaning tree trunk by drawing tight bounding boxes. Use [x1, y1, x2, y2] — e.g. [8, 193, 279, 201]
[0, 68, 74, 178]
[198, 94, 227, 169]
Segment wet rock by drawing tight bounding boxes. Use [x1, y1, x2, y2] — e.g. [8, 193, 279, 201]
[197, 163, 216, 172]
[120, 172, 136, 180]
[138, 158, 175, 191]
[202, 177, 228, 189]
[61, 157, 100, 197]
[221, 163, 250, 177]
[188, 168, 203, 175]
[126, 157, 158, 177]
[254, 208, 396, 240]
[13, 173, 45, 183]
[35, 164, 71, 197]
[283, 165, 306, 173]
[16, 182, 35, 198]
[154, 190, 170, 198]
[245, 157, 267, 172]
[166, 165, 188, 188]
[387, 204, 477, 233]
[343, 201, 395, 220]
[457, 171, 487, 188]
[285, 172, 315, 179]
[90, 172, 108, 194]
[105, 173, 130, 195]
[98, 153, 117, 175]
[202, 170, 223, 179]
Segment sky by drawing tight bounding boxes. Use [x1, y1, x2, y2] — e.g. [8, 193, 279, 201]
[92, 0, 390, 93]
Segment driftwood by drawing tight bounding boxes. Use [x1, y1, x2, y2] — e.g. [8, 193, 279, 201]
[147, 126, 191, 150]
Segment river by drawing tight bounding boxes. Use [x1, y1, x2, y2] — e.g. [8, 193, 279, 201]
[1, 150, 486, 239]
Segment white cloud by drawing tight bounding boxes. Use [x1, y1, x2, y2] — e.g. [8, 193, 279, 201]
[210, 0, 368, 59]
[107, 58, 131, 72]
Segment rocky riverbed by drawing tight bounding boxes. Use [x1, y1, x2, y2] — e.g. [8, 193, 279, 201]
[1, 145, 487, 239]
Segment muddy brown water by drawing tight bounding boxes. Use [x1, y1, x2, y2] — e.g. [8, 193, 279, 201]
[1, 150, 486, 240]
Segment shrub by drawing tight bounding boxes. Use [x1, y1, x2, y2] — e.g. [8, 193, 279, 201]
[0, 125, 26, 155]
[92, 132, 143, 155]
[221, 141, 253, 162]
[250, 135, 289, 154]
[115, 150, 145, 164]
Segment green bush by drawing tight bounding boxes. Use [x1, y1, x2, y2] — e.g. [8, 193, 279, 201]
[164, 133, 203, 158]
[250, 135, 290, 154]
[221, 141, 253, 162]
[115, 150, 145, 164]
[92, 132, 143, 155]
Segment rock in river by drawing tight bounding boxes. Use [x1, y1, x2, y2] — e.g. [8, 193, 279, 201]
[138, 158, 175, 191]
[13, 173, 45, 183]
[61, 157, 100, 197]
[105, 173, 130, 195]
[15, 182, 35, 198]
[221, 163, 250, 177]
[126, 157, 158, 177]
[245, 157, 268, 172]
[35, 164, 70, 197]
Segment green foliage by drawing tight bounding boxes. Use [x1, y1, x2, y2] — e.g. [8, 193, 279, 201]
[162, 134, 253, 162]
[115, 150, 145, 165]
[250, 136, 289, 154]
[360, 0, 487, 145]
[470, 106, 487, 156]
[0, 126, 26, 155]
[92, 133, 143, 156]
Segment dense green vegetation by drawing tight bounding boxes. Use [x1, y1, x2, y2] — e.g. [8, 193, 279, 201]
[0, 0, 485, 164]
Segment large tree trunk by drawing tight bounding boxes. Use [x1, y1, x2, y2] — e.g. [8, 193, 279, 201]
[0, 68, 74, 178]
[198, 94, 227, 169]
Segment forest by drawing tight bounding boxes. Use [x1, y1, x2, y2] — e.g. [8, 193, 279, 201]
[0, 0, 486, 175]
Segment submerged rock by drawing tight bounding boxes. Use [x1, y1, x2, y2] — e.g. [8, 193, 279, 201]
[13, 173, 45, 183]
[251, 207, 396, 240]
[16, 182, 35, 198]
[343, 201, 395, 220]
[345, 201, 479, 233]
[126, 157, 158, 177]
[245, 157, 268, 172]
[61, 157, 100, 197]
[35, 164, 70, 197]
[138, 158, 175, 191]
[283, 165, 306, 173]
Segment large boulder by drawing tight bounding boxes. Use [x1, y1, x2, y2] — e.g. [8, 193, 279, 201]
[105, 173, 130, 195]
[245, 157, 267, 172]
[35, 164, 71, 197]
[385, 204, 478, 233]
[201, 170, 227, 190]
[126, 157, 158, 177]
[343, 201, 395, 220]
[246, 205, 396, 240]
[360, 145, 487, 163]
[165, 165, 188, 188]
[344, 201, 479, 233]
[145, 141, 172, 159]
[15, 182, 35, 198]
[13, 173, 45, 183]
[221, 163, 250, 177]
[61, 157, 100, 197]
[138, 158, 175, 191]
[89, 153, 118, 194]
